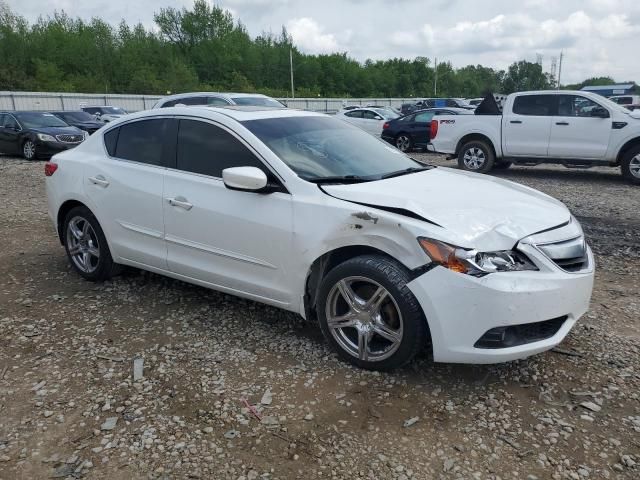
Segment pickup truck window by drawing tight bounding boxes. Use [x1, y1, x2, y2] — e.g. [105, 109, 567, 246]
[558, 95, 601, 117]
[512, 95, 556, 116]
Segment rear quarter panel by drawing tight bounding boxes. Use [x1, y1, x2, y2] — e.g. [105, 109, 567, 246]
[431, 115, 502, 157]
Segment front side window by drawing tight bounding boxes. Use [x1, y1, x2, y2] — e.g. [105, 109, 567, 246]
[242, 116, 423, 181]
[4, 115, 19, 129]
[231, 96, 285, 108]
[512, 95, 556, 116]
[176, 119, 265, 177]
[362, 110, 381, 120]
[558, 95, 602, 117]
[113, 119, 168, 166]
[207, 97, 230, 106]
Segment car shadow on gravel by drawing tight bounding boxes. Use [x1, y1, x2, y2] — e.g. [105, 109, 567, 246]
[490, 166, 624, 185]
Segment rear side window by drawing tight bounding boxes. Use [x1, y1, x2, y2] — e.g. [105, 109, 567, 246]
[103, 128, 119, 156]
[414, 112, 434, 123]
[114, 119, 169, 166]
[345, 111, 363, 118]
[162, 97, 207, 107]
[207, 97, 230, 106]
[513, 95, 556, 116]
[176, 119, 265, 177]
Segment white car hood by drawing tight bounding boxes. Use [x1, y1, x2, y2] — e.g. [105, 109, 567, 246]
[323, 167, 570, 250]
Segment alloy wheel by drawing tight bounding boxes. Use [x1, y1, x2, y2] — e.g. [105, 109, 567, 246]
[66, 216, 101, 273]
[396, 135, 411, 152]
[463, 147, 486, 170]
[630, 153, 640, 179]
[325, 276, 403, 362]
[23, 141, 36, 160]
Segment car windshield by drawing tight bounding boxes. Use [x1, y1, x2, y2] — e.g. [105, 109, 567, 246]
[242, 116, 425, 182]
[101, 107, 126, 115]
[231, 96, 285, 108]
[14, 112, 69, 128]
[56, 112, 97, 122]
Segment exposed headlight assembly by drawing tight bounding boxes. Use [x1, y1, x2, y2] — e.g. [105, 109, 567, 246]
[37, 133, 57, 142]
[418, 237, 537, 276]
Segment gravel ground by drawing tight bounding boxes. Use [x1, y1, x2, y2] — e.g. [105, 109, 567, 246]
[0, 153, 638, 480]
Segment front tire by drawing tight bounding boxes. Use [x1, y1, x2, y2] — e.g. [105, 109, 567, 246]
[395, 134, 413, 153]
[458, 140, 495, 173]
[23, 140, 37, 160]
[63, 206, 120, 281]
[317, 255, 428, 370]
[621, 145, 640, 185]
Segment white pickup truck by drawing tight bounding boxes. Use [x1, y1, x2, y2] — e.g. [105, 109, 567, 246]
[430, 90, 640, 184]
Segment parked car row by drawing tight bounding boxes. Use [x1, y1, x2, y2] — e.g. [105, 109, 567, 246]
[401, 98, 475, 115]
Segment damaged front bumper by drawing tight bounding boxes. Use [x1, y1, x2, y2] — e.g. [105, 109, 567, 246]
[407, 245, 594, 364]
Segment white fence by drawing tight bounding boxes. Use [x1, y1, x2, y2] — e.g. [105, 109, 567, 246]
[0, 91, 415, 113]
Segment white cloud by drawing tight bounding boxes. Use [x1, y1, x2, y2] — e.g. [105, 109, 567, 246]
[287, 17, 340, 54]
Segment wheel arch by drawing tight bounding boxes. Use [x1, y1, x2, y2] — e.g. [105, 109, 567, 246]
[616, 136, 640, 166]
[455, 133, 497, 159]
[56, 199, 91, 244]
[302, 245, 428, 323]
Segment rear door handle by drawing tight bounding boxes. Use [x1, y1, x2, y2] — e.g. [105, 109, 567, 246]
[88, 175, 109, 187]
[510, 120, 522, 124]
[167, 196, 193, 211]
[556, 122, 569, 126]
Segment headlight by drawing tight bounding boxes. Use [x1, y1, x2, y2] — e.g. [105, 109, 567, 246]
[37, 133, 57, 142]
[418, 237, 537, 276]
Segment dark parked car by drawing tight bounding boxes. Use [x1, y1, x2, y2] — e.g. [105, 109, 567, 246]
[49, 111, 105, 135]
[381, 107, 473, 152]
[0, 111, 86, 160]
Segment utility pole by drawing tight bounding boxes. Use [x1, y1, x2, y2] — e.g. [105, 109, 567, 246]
[434, 57, 438, 96]
[290, 48, 295, 99]
[557, 51, 564, 89]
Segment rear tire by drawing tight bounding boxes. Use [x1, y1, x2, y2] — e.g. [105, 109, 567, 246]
[317, 255, 428, 370]
[621, 145, 640, 185]
[458, 140, 495, 173]
[63, 206, 121, 281]
[395, 134, 413, 153]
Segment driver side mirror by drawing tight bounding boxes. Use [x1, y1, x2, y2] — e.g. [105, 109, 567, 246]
[222, 166, 269, 192]
[591, 106, 609, 118]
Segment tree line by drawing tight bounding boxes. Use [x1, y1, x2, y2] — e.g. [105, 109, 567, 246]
[0, 1, 633, 98]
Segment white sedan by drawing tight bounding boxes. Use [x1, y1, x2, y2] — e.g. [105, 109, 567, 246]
[335, 107, 399, 136]
[45, 106, 594, 369]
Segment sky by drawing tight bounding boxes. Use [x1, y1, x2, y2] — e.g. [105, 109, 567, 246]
[6, 0, 640, 84]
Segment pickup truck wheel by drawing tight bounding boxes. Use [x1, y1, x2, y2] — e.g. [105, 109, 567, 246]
[621, 146, 640, 185]
[458, 140, 495, 173]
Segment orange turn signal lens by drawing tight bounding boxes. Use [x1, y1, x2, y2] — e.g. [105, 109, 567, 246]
[418, 238, 470, 274]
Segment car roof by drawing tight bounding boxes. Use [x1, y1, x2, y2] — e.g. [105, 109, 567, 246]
[117, 105, 324, 122]
[158, 92, 272, 102]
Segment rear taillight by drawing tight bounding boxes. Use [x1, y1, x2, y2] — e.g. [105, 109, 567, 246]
[430, 119, 439, 139]
[44, 162, 58, 176]
[383, 122, 390, 130]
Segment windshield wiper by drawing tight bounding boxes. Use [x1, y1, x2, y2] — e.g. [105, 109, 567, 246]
[379, 166, 431, 180]
[305, 175, 372, 184]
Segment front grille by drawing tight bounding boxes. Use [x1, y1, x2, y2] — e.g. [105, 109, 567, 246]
[535, 235, 589, 273]
[56, 134, 84, 143]
[475, 316, 567, 349]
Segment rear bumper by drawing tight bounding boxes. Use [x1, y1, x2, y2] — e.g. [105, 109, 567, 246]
[407, 246, 594, 364]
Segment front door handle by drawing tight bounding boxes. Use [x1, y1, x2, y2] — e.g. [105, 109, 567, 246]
[510, 120, 522, 124]
[167, 196, 193, 211]
[88, 175, 109, 187]
[556, 121, 569, 126]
